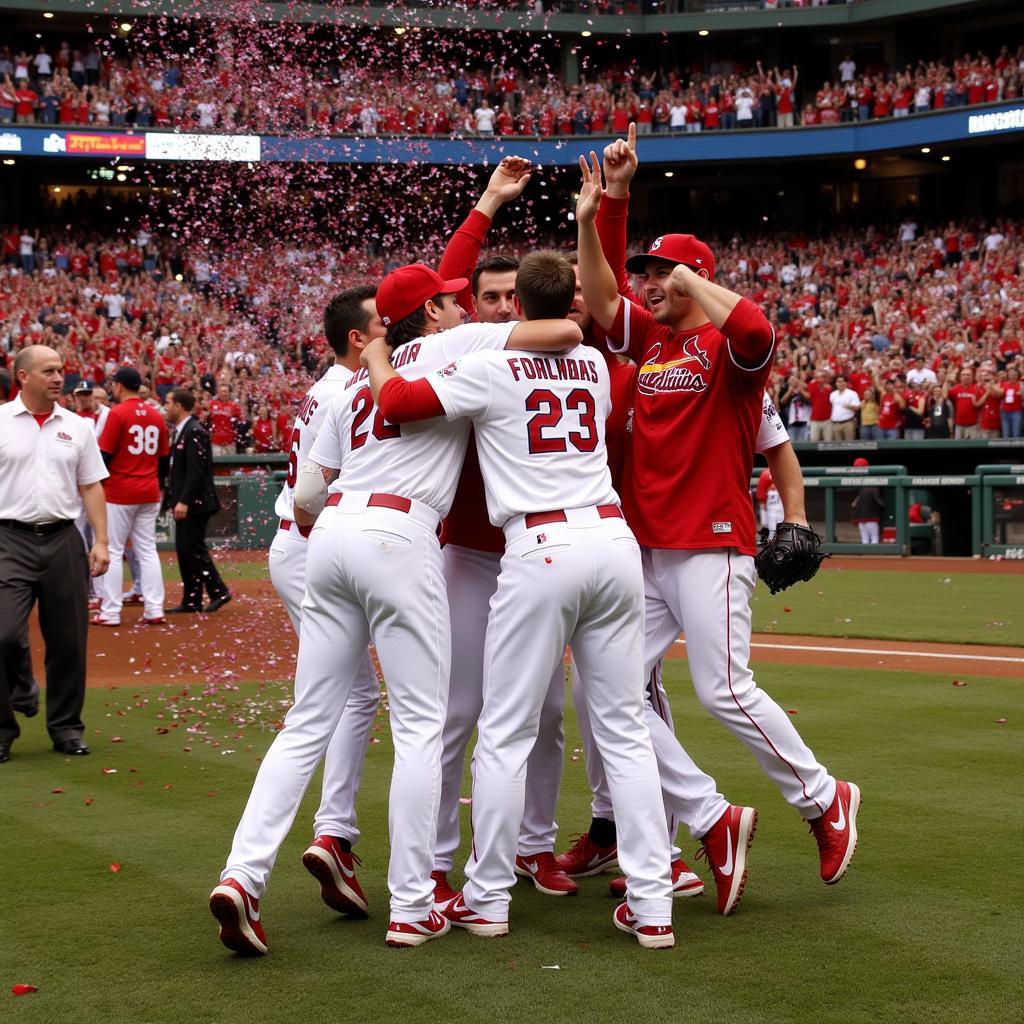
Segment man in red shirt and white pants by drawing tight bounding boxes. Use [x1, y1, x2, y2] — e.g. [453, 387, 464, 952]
[577, 150, 860, 892]
[92, 366, 170, 627]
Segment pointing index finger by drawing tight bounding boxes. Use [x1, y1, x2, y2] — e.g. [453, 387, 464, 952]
[627, 121, 637, 151]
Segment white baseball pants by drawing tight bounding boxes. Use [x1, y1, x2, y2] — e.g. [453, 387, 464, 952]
[268, 524, 381, 845]
[100, 502, 163, 621]
[463, 510, 672, 927]
[437, 544, 565, 871]
[571, 654, 727, 846]
[641, 547, 835, 819]
[223, 494, 449, 922]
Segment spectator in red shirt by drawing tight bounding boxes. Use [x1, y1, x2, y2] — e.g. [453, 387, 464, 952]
[807, 368, 833, 441]
[977, 369, 1004, 439]
[875, 376, 905, 439]
[208, 382, 243, 456]
[945, 366, 985, 439]
[249, 402, 276, 453]
[994, 366, 1021, 437]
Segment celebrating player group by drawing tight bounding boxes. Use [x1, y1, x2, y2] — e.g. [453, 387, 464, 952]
[209, 124, 860, 955]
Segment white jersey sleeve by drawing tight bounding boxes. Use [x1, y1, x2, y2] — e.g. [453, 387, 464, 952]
[274, 364, 353, 519]
[755, 391, 790, 453]
[430, 344, 618, 526]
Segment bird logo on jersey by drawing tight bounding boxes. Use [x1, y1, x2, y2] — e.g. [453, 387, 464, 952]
[637, 338, 711, 396]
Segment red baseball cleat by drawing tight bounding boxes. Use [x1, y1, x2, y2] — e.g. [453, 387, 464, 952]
[89, 615, 119, 627]
[612, 901, 674, 950]
[808, 780, 861, 885]
[430, 870, 458, 908]
[608, 857, 705, 900]
[439, 892, 509, 938]
[696, 805, 758, 916]
[88, 597, 101, 611]
[209, 878, 268, 955]
[554, 832, 618, 877]
[301, 836, 369, 917]
[123, 593, 143, 604]
[142, 616, 167, 625]
[385, 911, 450, 948]
[514, 852, 578, 896]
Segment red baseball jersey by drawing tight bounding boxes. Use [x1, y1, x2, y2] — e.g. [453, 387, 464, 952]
[98, 398, 170, 504]
[606, 297, 774, 555]
[209, 399, 241, 445]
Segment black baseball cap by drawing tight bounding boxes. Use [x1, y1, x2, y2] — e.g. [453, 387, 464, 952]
[113, 366, 143, 390]
[72, 380, 93, 394]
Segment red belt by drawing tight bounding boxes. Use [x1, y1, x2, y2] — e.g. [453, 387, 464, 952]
[279, 518, 312, 539]
[524, 505, 623, 529]
[325, 492, 413, 514]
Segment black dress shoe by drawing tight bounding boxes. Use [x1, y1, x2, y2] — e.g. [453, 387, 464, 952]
[53, 738, 90, 756]
[204, 593, 232, 613]
[0, 742, 10, 763]
[168, 604, 202, 614]
[13, 693, 39, 718]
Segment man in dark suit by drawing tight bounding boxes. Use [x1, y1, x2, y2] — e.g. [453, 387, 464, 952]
[163, 388, 231, 613]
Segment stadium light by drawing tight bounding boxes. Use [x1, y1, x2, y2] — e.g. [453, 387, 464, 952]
[394, 27, 406, 35]
[116, 173, 127, 181]
[120, 22, 132, 32]
[920, 147, 931, 154]
[698, 29, 710, 37]
[581, 30, 592, 37]
[664, 170, 674, 177]
[854, 158, 867, 170]
[941, 155, 951, 162]
[53, 187, 62, 194]
[43, 11, 54, 17]
[2, 159, 15, 166]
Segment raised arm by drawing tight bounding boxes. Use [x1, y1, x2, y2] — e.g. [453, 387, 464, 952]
[666, 264, 774, 364]
[598, 123, 638, 300]
[576, 152, 621, 332]
[438, 155, 534, 310]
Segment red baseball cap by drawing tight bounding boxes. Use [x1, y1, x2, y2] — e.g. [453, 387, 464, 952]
[853, 457, 870, 467]
[625, 234, 715, 279]
[376, 264, 468, 327]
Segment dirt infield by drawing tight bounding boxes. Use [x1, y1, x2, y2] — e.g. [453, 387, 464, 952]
[21, 564, 1022, 688]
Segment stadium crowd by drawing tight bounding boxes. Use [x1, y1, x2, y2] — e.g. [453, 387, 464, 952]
[0, 36, 1020, 136]
[1, 205, 1021, 444]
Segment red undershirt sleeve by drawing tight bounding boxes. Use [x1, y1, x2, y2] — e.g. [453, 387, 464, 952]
[378, 376, 445, 423]
[723, 297, 775, 368]
[596, 193, 640, 302]
[438, 209, 491, 313]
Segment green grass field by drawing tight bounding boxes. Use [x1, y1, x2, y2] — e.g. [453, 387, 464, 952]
[750, 567, 1023, 646]
[4, 657, 1022, 1024]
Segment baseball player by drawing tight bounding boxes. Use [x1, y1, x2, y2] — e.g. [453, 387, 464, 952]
[363, 250, 675, 948]
[90, 366, 169, 626]
[431, 166, 581, 899]
[267, 285, 385, 919]
[210, 263, 581, 953]
[576, 147, 860, 893]
[756, 469, 784, 540]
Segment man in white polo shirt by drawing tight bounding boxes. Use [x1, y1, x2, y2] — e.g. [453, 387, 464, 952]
[828, 374, 862, 441]
[0, 345, 110, 763]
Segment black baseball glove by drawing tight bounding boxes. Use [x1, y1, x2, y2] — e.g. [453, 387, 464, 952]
[755, 522, 829, 595]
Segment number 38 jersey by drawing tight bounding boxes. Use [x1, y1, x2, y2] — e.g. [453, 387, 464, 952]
[274, 364, 355, 521]
[98, 397, 171, 505]
[429, 343, 617, 527]
[310, 321, 516, 517]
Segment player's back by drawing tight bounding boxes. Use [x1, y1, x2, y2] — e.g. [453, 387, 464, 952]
[275, 364, 353, 520]
[100, 398, 169, 505]
[430, 343, 617, 526]
[311, 322, 516, 518]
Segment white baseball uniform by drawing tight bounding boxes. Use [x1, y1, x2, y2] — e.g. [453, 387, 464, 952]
[424, 344, 672, 927]
[572, 395, 798, 835]
[268, 363, 381, 846]
[436, 453, 567, 872]
[220, 320, 518, 924]
[76, 405, 109, 599]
